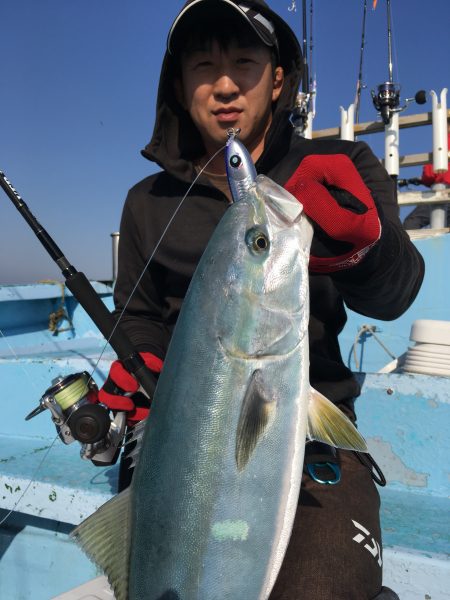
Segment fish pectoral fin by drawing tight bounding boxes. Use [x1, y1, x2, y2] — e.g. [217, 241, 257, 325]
[236, 370, 276, 471]
[306, 387, 368, 452]
[71, 487, 132, 600]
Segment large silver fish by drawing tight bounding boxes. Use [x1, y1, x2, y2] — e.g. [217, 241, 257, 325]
[73, 159, 367, 600]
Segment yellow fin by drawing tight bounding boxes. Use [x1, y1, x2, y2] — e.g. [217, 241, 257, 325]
[71, 487, 132, 600]
[307, 387, 368, 452]
[236, 370, 276, 471]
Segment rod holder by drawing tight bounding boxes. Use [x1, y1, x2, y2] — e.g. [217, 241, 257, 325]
[385, 111, 400, 177]
[111, 232, 119, 283]
[429, 183, 447, 229]
[340, 104, 355, 141]
[431, 88, 448, 173]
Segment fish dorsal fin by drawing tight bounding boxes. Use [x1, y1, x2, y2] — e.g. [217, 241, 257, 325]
[71, 486, 132, 600]
[236, 370, 276, 471]
[307, 387, 368, 452]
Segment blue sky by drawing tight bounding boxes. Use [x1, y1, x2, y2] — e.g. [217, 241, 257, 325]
[0, 0, 448, 284]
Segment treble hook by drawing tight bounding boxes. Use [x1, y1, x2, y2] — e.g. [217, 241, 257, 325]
[226, 127, 241, 141]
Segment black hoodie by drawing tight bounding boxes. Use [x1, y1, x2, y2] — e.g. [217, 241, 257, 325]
[113, 0, 424, 415]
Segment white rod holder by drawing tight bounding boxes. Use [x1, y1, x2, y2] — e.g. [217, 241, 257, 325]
[431, 88, 448, 173]
[111, 232, 120, 283]
[340, 104, 355, 141]
[385, 111, 400, 176]
[429, 183, 447, 229]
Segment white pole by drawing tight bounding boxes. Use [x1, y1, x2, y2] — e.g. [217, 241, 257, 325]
[111, 232, 119, 283]
[429, 184, 447, 229]
[430, 88, 448, 173]
[340, 104, 355, 141]
[385, 112, 400, 176]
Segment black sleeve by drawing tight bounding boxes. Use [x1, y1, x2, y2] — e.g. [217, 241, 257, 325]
[331, 142, 425, 320]
[112, 188, 169, 360]
[403, 205, 431, 229]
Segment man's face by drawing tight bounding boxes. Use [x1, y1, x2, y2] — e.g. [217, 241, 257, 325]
[178, 40, 284, 161]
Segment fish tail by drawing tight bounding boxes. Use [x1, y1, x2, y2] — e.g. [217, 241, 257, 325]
[71, 486, 132, 600]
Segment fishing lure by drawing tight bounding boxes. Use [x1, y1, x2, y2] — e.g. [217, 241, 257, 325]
[225, 128, 257, 203]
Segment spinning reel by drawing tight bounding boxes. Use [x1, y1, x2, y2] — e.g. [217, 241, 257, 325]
[26, 372, 126, 465]
[290, 91, 313, 136]
[371, 83, 427, 125]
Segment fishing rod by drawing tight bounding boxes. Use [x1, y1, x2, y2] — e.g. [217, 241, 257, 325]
[308, 0, 316, 118]
[290, 0, 315, 136]
[371, 0, 426, 124]
[301, 0, 308, 96]
[354, 0, 368, 124]
[0, 170, 157, 465]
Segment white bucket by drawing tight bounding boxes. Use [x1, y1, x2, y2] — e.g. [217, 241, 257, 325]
[403, 320, 450, 377]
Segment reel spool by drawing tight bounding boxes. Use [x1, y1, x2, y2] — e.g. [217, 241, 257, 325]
[371, 82, 401, 125]
[26, 372, 126, 465]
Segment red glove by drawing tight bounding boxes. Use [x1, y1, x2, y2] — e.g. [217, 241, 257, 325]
[285, 154, 382, 272]
[98, 352, 163, 425]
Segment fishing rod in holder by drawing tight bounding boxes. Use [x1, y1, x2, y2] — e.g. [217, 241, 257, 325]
[0, 170, 157, 465]
[371, 0, 426, 124]
[289, 0, 315, 137]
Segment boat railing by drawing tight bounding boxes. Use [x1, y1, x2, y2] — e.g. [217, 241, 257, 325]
[312, 88, 450, 230]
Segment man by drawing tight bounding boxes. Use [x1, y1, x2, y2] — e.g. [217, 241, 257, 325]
[99, 1, 424, 598]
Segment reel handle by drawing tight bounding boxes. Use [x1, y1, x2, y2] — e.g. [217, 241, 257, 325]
[25, 404, 47, 421]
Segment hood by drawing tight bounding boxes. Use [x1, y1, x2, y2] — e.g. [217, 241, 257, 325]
[141, 0, 303, 181]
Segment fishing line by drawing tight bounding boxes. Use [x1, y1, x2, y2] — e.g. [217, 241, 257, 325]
[0, 327, 77, 525]
[86, 143, 227, 382]
[0, 305, 70, 525]
[0, 435, 62, 527]
[0, 328, 42, 393]
[0, 145, 227, 523]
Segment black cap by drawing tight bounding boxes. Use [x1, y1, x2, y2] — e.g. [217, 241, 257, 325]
[168, 0, 278, 55]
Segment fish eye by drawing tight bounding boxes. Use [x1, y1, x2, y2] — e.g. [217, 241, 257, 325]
[246, 228, 270, 253]
[229, 154, 242, 169]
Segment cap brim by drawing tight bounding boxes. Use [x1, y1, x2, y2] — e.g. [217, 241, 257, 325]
[167, 0, 275, 55]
